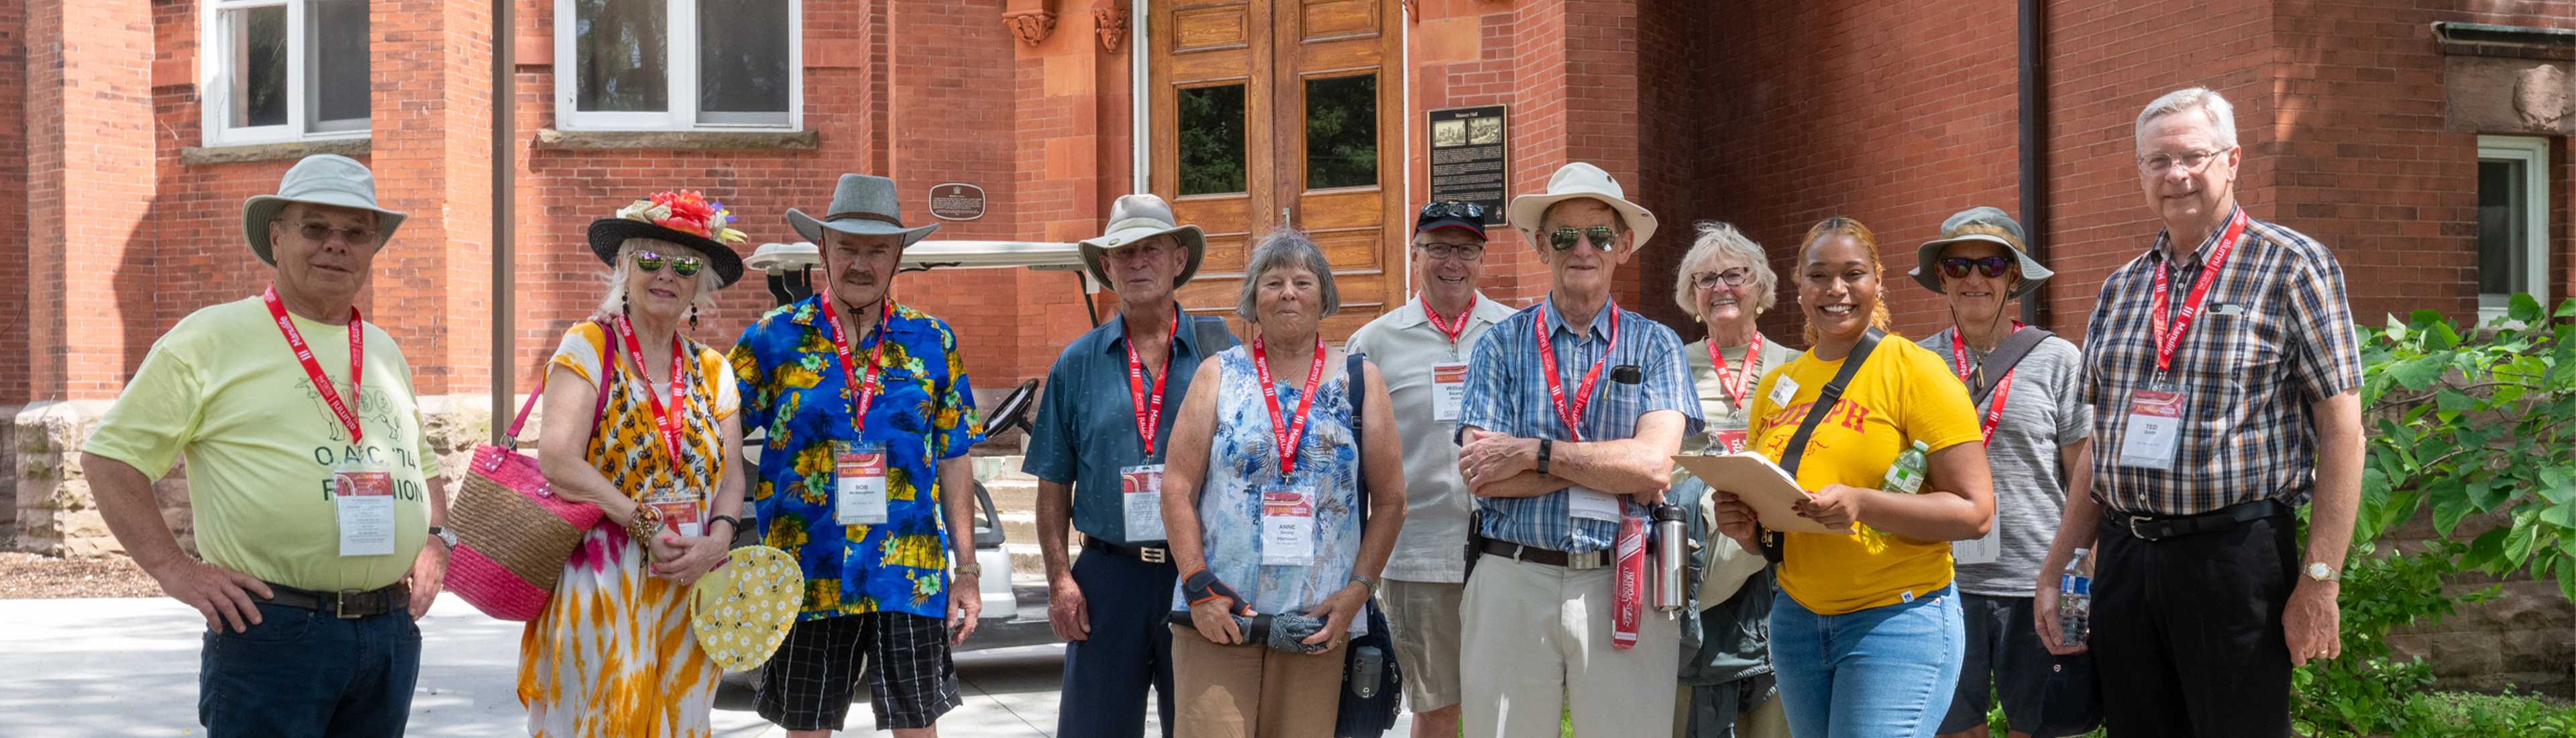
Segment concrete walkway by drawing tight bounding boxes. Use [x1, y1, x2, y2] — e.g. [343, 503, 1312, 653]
[0, 594, 1409, 737]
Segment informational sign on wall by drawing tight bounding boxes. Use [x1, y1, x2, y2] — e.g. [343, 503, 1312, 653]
[1426, 105, 1507, 225]
[929, 183, 987, 221]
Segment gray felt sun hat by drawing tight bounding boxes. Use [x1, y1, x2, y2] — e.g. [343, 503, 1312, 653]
[786, 174, 942, 247]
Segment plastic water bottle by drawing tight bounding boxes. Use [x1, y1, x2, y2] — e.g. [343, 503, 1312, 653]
[2058, 548, 2092, 644]
[1883, 440, 1930, 494]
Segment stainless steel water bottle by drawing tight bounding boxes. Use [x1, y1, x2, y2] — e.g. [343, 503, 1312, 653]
[1651, 504, 1688, 615]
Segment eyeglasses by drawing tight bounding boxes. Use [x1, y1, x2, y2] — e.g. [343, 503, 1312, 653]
[1938, 256, 2012, 279]
[1418, 200, 1485, 221]
[1692, 268, 1752, 291]
[1416, 242, 1484, 260]
[282, 220, 377, 246]
[2137, 148, 2229, 174]
[1547, 225, 1619, 252]
[635, 250, 704, 277]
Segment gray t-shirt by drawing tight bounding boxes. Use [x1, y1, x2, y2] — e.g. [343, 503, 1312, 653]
[1917, 327, 2092, 597]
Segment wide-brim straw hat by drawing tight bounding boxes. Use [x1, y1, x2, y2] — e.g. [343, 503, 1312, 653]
[241, 154, 409, 265]
[1908, 205, 2052, 298]
[688, 545, 805, 673]
[1505, 162, 1659, 252]
[786, 174, 941, 249]
[1078, 193, 1207, 290]
[586, 190, 749, 287]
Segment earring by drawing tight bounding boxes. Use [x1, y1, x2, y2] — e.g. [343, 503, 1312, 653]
[688, 305, 700, 331]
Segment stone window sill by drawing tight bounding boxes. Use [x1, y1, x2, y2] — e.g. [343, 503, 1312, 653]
[179, 138, 371, 166]
[533, 129, 820, 151]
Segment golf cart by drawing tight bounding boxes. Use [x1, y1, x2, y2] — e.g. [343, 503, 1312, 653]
[721, 240, 1089, 686]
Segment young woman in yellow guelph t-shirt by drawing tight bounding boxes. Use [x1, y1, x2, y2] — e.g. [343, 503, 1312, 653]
[1710, 217, 1995, 738]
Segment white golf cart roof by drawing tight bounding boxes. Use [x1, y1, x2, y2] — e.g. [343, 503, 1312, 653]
[746, 240, 1087, 273]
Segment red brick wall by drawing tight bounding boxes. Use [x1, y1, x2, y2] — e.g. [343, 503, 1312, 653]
[0, 0, 26, 405]
[28, 0, 158, 401]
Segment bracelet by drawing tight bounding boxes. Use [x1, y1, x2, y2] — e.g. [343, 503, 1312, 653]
[625, 507, 663, 561]
[707, 514, 743, 537]
[1536, 438, 1554, 476]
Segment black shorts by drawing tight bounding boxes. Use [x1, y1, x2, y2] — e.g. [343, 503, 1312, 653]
[755, 612, 963, 731]
[1939, 593, 2054, 734]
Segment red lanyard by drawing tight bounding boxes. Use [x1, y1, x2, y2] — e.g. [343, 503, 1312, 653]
[262, 285, 364, 443]
[1421, 295, 1469, 348]
[1536, 299, 1621, 442]
[1250, 335, 1328, 475]
[2149, 209, 2247, 379]
[612, 314, 691, 464]
[1708, 332, 1763, 409]
[818, 293, 894, 435]
[1950, 323, 2027, 442]
[1124, 310, 1179, 456]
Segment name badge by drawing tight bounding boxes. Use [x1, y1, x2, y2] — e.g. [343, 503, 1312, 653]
[1712, 429, 1749, 455]
[644, 487, 706, 538]
[1121, 464, 1166, 541]
[1432, 362, 1470, 422]
[834, 441, 890, 525]
[1261, 484, 1316, 566]
[1567, 487, 1623, 523]
[333, 467, 396, 557]
[1953, 515, 2002, 565]
[1767, 375, 1801, 408]
[2117, 386, 2186, 470]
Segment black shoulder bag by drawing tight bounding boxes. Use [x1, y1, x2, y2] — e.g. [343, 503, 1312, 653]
[1760, 328, 1885, 564]
[1335, 352, 1404, 737]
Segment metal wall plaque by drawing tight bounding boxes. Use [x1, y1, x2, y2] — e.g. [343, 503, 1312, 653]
[929, 183, 987, 221]
[1426, 105, 1507, 225]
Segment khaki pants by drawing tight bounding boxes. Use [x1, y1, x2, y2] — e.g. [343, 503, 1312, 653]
[1168, 624, 1346, 738]
[1460, 554, 1680, 738]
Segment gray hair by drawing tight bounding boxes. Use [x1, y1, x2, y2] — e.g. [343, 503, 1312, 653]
[595, 238, 724, 318]
[1672, 221, 1778, 319]
[2135, 87, 2238, 152]
[1234, 227, 1341, 322]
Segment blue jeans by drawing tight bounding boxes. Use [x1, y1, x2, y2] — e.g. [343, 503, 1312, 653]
[1770, 586, 1964, 738]
[199, 600, 421, 737]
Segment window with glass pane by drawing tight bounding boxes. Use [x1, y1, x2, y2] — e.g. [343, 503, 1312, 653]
[1305, 74, 1377, 189]
[226, 5, 290, 129]
[307, 0, 369, 131]
[1179, 85, 1247, 196]
[2477, 158, 2527, 300]
[697, 0, 791, 123]
[576, 0, 670, 112]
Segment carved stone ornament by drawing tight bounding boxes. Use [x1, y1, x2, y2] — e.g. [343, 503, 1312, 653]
[1004, 7, 1057, 47]
[2514, 64, 2570, 131]
[1093, 0, 1129, 53]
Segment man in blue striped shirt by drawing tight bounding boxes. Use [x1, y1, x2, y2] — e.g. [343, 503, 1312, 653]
[1454, 162, 1703, 737]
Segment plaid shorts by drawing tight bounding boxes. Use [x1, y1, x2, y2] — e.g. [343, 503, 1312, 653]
[755, 612, 963, 731]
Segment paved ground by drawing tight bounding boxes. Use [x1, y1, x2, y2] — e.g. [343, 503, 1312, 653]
[0, 594, 1417, 737]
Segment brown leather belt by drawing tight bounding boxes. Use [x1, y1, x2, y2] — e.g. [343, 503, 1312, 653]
[260, 581, 409, 619]
[1085, 537, 1172, 565]
[1479, 539, 1609, 571]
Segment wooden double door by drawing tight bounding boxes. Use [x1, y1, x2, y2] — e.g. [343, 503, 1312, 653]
[1150, 0, 1405, 341]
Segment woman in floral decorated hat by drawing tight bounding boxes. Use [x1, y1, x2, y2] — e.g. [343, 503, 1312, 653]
[519, 191, 753, 736]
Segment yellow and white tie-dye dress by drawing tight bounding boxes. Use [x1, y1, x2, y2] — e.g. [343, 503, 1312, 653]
[518, 323, 738, 737]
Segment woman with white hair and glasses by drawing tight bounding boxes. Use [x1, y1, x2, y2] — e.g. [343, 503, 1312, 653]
[1158, 228, 1406, 737]
[520, 191, 751, 736]
[1667, 222, 1798, 738]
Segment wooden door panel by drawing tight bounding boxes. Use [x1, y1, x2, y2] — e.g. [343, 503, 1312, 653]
[1297, 0, 1381, 41]
[1170, 4, 1252, 51]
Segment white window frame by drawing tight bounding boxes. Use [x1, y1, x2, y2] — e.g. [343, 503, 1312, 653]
[2477, 135, 2551, 323]
[551, 0, 804, 132]
[201, 0, 372, 147]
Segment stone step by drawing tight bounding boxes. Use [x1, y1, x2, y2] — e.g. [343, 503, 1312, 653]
[970, 455, 1038, 485]
[998, 510, 1041, 545]
[983, 476, 1041, 515]
[1003, 542, 1079, 583]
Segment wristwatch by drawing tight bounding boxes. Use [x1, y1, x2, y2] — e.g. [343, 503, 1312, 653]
[1536, 438, 1554, 476]
[428, 526, 458, 549]
[2304, 562, 2339, 582]
[954, 562, 983, 578]
[1348, 573, 1380, 593]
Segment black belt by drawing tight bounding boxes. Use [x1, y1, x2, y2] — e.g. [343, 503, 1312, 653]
[2106, 498, 2293, 543]
[1479, 539, 1609, 570]
[1085, 537, 1172, 565]
[260, 581, 409, 619]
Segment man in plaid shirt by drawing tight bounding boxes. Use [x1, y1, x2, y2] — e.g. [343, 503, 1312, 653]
[2035, 87, 2366, 737]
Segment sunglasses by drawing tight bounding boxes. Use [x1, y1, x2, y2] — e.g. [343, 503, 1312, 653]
[635, 250, 704, 277]
[1938, 256, 2012, 279]
[1547, 225, 1619, 252]
[282, 220, 377, 246]
[1418, 200, 1485, 220]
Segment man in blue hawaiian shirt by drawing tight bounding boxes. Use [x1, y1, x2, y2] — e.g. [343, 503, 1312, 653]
[731, 174, 985, 737]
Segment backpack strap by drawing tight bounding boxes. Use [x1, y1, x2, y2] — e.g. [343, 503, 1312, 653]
[1191, 315, 1237, 357]
[1968, 327, 2055, 405]
[1762, 327, 1884, 562]
[1347, 352, 1369, 532]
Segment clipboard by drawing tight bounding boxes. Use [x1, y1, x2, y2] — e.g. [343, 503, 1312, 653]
[1672, 453, 1851, 535]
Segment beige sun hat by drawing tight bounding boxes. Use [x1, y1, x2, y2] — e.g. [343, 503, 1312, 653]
[1078, 194, 1208, 290]
[241, 154, 409, 265]
[1505, 162, 1659, 253]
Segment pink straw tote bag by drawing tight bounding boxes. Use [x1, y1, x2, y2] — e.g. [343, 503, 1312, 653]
[445, 326, 616, 621]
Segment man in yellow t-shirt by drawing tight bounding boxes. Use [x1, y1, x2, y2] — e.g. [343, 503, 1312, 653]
[80, 154, 447, 738]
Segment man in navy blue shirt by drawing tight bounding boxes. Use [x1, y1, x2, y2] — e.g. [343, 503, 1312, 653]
[1023, 194, 1238, 738]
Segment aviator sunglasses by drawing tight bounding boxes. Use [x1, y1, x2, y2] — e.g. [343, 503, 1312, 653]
[1547, 225, 1618, 252]
[635, 250, 704, 277]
